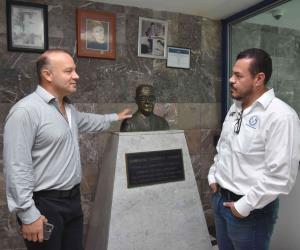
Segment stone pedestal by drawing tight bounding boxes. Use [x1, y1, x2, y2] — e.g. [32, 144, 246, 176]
[86, 130, 212, 250]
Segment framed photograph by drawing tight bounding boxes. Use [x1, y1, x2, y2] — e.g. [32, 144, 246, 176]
[76, 9, 116, 59]
[167, 46, 191, 69]
[138, 17, 168, 59]
[6, 1, 48, 53]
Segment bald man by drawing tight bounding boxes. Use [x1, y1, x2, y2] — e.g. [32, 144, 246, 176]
[3, 49, 131, 250]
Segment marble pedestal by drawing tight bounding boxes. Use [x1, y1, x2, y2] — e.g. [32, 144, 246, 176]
[86, 130, 212, 250]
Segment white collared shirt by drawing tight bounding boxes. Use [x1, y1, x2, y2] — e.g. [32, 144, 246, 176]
[208, 88, 300, 217]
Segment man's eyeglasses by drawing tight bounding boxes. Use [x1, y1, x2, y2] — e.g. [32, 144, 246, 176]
[234, 111, 243, 134]
[137, 95, 156, 102]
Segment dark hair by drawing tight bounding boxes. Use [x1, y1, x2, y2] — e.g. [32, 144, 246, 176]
[236, 48, 272, 84]
[36, 49, 72, 83]
[135, 84, 154, 97]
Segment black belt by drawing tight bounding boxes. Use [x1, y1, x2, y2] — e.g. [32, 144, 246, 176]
[33, 184, 80, 199]
[218, 187, 243, 201]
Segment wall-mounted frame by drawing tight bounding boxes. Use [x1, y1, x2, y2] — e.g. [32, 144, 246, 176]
[76, 9, 116, 59]
[6, 0, 48, 53]
[166, 46, 190, 69]
[138, 17, 168, 59]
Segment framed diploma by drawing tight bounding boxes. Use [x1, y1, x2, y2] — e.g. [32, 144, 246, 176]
[166, 46, 191, 69]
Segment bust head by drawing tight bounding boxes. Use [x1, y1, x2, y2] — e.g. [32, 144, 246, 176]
[120, 84, 169, 132]
[135, 84, 156, 116]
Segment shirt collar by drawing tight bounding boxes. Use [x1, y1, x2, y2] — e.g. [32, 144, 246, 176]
[234, 88, 275, 111]
[254, 88, 275, 109]
[35, 85, 72, 104]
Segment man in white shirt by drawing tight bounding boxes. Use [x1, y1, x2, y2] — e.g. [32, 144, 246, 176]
[208, 48, 300, 250]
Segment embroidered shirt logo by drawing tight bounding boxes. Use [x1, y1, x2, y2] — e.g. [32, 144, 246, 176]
[247, 115, 259, 129]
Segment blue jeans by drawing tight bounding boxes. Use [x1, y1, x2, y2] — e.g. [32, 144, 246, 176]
[212, 191, 279, 250]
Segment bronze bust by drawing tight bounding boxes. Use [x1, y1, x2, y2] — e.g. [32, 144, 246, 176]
[120, 84, 169, 132]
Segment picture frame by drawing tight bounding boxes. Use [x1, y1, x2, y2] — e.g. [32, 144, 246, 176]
[138, 17, 168, 59]
[76, 9, 116, 59]
[166, 46, 191, 69]
[6, 1, 48, 53]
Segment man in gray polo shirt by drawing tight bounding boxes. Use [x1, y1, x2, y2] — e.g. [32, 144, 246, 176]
[3, 49, 131, 250]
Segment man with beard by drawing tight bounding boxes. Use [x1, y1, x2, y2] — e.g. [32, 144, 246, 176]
[208, 48, 300, 250]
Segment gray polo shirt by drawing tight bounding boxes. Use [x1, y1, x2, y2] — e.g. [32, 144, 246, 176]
[3, 86, 118, 224]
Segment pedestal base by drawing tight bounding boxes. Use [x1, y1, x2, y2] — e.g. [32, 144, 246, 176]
[86, 130, 212, 250]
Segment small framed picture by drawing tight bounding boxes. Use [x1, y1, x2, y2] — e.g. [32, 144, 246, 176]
[138, 17, 168, 59]
[76, 9, 116, 59]
[166, 46, 191, 69]
[6, 1, 48, 53]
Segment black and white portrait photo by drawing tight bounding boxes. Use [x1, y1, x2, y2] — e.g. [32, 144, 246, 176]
[138, 17, 168, 59]
[7, 1, 48, 52]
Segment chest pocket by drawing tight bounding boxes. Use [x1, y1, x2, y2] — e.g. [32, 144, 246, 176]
[232, 123, 262, 154]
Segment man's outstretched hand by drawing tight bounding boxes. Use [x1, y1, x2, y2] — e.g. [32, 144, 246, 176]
[117, 108, 132, 121]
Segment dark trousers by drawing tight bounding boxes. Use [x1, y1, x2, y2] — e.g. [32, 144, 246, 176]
[19, 186, 84, 250]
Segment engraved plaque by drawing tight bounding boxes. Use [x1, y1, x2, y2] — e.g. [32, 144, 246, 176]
[126, 149, 185, 188]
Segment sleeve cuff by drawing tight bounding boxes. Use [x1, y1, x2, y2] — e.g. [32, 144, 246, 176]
[17, 205, 41, 224]
[208, 174, 217, 185]
[234, 197, 253, 217]
[108, 113, 119, 122]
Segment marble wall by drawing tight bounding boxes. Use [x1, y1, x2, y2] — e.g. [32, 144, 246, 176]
[0, 0, 222, 249]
